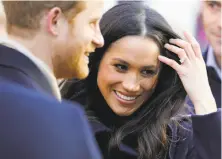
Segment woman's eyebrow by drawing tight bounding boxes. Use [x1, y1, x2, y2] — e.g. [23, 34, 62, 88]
[112, 58, 128, 65]
[112, 58, 159, 71]
[142, 65, 157, 70]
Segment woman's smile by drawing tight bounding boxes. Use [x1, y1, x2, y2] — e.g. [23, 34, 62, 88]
[97, 36, 159, 116]
[113, 90, 140, 105]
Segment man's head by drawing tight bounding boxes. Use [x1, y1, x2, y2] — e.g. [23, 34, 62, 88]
[0, 14, 6, 36]
[0, 3, 6, 36]
[201, 1, 221, 63]
[2, 1, 104, 79]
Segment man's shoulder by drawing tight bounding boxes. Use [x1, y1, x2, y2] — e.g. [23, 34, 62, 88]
[0, 81, 102, 159]
[0, 80, 66, 102]
[0, 80, 84, 115]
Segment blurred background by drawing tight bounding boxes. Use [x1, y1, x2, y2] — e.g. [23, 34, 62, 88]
[103, 0, 206, 51]
[0, 0, 208, 51]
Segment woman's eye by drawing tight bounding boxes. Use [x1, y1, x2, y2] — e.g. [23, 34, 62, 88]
[141, 70, 155, 77]
[208, 1, 221, 11]
[114, 64, 128, 72]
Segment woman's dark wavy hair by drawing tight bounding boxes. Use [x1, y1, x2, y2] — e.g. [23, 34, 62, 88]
[62, 2, 187, 159]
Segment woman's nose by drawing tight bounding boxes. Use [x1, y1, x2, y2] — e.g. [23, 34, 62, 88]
[122, 78, 140, 92]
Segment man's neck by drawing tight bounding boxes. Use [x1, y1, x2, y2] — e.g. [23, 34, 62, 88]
[7, 34, 54, 73]
[214, 53, 221, 70]
[1, 33, 62, 100]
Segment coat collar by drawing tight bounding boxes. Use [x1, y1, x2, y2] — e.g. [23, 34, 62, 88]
[90, 120, 138, 157]
[0, 37, 61, 101]
[89, 119, 191, 159]
[0, 44, 60, 100]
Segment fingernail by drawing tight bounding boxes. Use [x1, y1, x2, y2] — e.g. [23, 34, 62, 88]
[158, 55, 163, 59]
[158, 55, 165, 60]
[164, 44, 169, 48]
[184, 30, 189, 34]
[169, 39, 174, 43]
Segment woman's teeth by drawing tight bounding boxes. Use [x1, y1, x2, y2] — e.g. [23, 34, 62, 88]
[115, 91, 137, 101]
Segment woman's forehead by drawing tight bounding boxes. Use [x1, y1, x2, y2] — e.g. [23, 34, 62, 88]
[107, 36, 160, 57]
[103, 36, 160, 67]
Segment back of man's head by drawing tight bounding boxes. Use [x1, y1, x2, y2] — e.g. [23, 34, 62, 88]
[2, 1, 77, 34]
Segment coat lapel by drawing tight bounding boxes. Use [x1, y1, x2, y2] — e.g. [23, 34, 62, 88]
[0, 44, 55, 97]
[90, 120, 138, 157]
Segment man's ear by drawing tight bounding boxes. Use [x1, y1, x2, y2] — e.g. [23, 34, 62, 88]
[46, 7, 62, 36]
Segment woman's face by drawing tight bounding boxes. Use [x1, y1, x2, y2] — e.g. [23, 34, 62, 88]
[97, 36, 160, 116]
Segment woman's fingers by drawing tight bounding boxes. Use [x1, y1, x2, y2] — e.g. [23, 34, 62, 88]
[158, 55, 181, 72]
[164, 44, 188, 64]
[168, 38, 195, 60]
[167, 32, 203, 61]
[183, 31, 203, 59]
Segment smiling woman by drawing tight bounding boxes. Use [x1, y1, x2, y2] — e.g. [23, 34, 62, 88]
[61, 2, 220, 159]
[97, 36, 160, 116]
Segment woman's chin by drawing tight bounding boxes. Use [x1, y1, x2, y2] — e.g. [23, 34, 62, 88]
[111, 106, 137, 116]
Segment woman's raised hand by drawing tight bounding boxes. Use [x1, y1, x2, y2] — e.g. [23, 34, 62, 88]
[158, 31, 217, 115]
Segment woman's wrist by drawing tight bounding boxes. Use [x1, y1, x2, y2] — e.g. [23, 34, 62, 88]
[193, 97, 217, 115]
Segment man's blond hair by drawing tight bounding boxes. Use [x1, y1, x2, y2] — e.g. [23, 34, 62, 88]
[2, 1, 78, 32]
[0, 1, 5, 24]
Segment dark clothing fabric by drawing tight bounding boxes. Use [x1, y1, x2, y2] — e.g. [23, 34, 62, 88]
[0, 44, 102, 159]
[89, 109, 221, 159]
[62, 79, 221, 159]
[0, 44, 54, 96]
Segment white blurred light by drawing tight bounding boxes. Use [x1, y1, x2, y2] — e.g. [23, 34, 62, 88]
[146, 0, 201, 37]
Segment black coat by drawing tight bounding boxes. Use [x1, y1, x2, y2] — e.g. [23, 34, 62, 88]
[89, 109, 221, 159]
[0, 44, 101, 159]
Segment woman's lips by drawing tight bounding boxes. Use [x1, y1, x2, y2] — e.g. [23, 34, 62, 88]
[113, 90, 140, 105]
